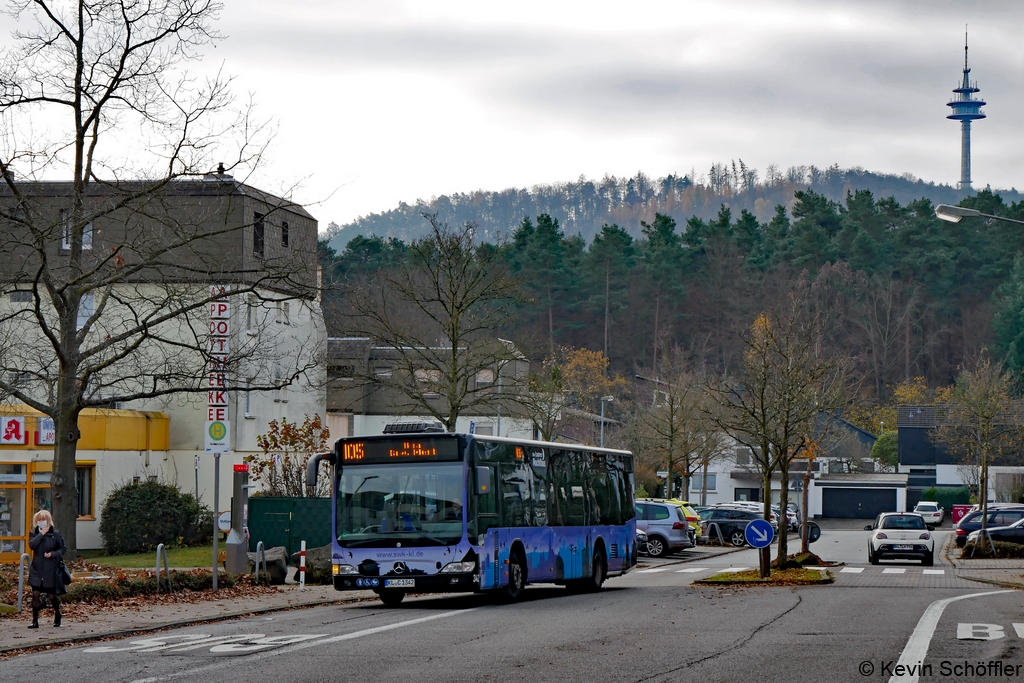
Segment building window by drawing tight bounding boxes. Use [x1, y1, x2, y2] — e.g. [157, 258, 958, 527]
[328, 364, 354, 382]
[691, 473, 717, 492]
[244, 379, 253, 416]
[246, 296, 256, 332]
[76, 465, 94, 517]
[476, 368, 495, 388]
[474, 423, 494, 436]
[735, 448, 752, 466]
[283, 302, 290, 325]
[60, 210, 93, 251]
[9, 290, 32, 303]
[374, 366, 392, 378]
[77, 293, 94, 330]
[281, 221, 289, 248]
[253, 212, 265, 258]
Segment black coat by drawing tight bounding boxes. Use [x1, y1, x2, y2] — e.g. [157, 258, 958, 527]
[29, 527, 67, 594]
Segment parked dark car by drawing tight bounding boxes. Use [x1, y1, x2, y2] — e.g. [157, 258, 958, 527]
[966, 518, 1024, 546]
[699, 507, 764, 547]
[955, 506, 1024, 547]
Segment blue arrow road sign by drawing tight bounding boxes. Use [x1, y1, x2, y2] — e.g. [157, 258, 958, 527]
[745, 519, 774, 548]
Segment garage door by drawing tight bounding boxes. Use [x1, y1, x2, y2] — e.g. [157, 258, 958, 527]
[821, 488, 897, 519]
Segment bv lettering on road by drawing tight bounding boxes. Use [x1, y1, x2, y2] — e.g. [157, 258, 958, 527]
[85, 634, 325, 655]
[886, 590, 1011, 683]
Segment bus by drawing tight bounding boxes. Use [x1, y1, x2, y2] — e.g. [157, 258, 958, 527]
[307, 432, 637, 606]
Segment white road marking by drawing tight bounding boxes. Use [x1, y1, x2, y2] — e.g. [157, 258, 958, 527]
[129, 608, 477, 683]
[882, 568, 906, 574]
[887, 590, 1010, 683]
[1015, 624, 1024, 638]
[922, 570, 944, 575]
[636, 566, 676, 573]
[808, 567, 829, 571]
[840, 567, 864, 573]
[719, 567, 750, 573]
[675, 567, 708, 573]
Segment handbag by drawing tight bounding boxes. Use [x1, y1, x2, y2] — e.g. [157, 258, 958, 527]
[59, 559, 73, 586]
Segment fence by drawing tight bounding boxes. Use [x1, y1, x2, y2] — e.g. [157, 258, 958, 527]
[247, 496, 332, 556]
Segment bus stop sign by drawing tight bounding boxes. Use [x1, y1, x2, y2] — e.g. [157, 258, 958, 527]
[744, 519, 774, 548]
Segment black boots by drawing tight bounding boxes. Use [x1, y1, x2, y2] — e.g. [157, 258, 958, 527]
[28, 608, 39, 629]
[53, 601, 61, 627]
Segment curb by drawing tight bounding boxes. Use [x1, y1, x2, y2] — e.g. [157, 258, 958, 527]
[943, 533, 1024, 590]
[635, 545, 746, 570]
[0, 591, 372, 657]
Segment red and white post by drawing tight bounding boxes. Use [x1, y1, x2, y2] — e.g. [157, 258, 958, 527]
[299, 540, 306, 590]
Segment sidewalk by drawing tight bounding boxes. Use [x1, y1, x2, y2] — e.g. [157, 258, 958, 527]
[943, 535, 1024, 589]
[0, 583, 376, 655]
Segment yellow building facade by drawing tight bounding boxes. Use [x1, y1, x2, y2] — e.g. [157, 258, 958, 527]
[0, 405, 168, 562]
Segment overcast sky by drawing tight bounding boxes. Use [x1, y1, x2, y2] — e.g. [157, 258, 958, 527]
[137, 1, 1024, 228]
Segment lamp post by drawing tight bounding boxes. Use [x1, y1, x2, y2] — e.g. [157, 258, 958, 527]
[599, 395, 614, 448]
[935, 204, 1024, 226]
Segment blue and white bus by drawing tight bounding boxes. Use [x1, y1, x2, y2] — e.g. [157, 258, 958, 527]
[307, 432, 637, 606]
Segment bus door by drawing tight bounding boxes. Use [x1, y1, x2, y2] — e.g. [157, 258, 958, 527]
[472, 463, 500, 589]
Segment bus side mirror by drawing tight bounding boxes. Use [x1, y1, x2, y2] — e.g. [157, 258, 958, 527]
[306, 452, 336, 490]
[475, 466, 492, 495]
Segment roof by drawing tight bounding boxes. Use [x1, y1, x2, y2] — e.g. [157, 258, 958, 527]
[0, 178, 316, 221]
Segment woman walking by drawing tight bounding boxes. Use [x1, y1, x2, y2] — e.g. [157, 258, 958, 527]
[28, 510, 67, 628]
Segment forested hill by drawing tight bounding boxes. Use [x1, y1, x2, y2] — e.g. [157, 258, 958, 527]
[327, 163, 1023, 250]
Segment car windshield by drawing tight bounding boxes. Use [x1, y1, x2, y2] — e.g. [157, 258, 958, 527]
[881, 515, 926, 530]
[336, 462, 464, 547]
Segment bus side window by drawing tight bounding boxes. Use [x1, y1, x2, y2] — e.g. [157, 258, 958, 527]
[500, 462, 531, 527]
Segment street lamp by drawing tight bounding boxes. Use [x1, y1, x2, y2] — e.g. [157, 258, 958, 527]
[935, 204, 1024, 225]
[599, 395, 614, 448]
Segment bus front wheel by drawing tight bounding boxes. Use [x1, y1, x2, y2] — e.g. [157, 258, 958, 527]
[378, 589, 405, 607]
[500, 550, 526, 602]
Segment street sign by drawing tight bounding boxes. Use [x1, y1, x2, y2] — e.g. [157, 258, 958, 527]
[744, 519, 774, 548]
[205, 419, 230, 453]
[194, 454, 200, 470]
[217, 511, 231, 532]
[806, 521, 821, 544]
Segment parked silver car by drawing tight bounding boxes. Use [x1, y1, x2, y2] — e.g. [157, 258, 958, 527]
[635, 501, 695, 557]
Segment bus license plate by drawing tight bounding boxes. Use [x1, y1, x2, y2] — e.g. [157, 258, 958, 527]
[385, 579, 415, 588]
[894, 544, 912, 550]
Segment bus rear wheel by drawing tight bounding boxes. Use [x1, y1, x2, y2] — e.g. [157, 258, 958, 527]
[378, 589, 405, 607]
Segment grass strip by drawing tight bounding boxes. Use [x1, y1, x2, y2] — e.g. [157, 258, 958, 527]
[695, 567, 833, 586]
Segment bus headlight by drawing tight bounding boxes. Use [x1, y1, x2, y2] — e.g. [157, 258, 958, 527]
[334, 564, 358, 575]
[439, 561, 476, 573]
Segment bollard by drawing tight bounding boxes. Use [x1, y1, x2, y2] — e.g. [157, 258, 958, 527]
[17, 553, 30, 612]
[155, 543, 172, 592]
[254, 541, 268, 584]
[299, 540, 306, 590]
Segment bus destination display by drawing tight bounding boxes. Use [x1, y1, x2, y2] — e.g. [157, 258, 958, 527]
[340, 437, 459, 464]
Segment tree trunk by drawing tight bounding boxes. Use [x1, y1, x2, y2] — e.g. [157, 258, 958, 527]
[800, 464, 812, 554]
[761, 474, 772, 578]
[700, 460, 709, 506]
[776, 466, 790, 567]
[604, 261, 610, 359]
[547, 285, 555, 358]
[52, 406, 82, 560]
[652, 292, 661, 377]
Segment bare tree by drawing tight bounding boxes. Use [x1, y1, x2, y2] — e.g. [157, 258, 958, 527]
[629, 353, 721, 500]
[934, 353, 1024, 541]
[343, 215, 523, 431]
[0, 1, 322, 555]
[709, 296, 847, 575]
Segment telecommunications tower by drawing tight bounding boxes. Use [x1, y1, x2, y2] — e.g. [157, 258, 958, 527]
[946, 33, 985, 191]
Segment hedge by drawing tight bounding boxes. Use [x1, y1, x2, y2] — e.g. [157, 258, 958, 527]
[919, 486, 971, 512]
[61, 570, 238, 604]
[99, 481, 213, 554]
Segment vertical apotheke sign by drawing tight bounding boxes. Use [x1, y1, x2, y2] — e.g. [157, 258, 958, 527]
[205, 285, 231, 454]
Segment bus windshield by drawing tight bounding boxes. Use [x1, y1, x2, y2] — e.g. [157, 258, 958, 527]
[337, 462, 464, 547]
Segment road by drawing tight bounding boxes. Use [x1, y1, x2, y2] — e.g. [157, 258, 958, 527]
[6, 528, 1022, 683]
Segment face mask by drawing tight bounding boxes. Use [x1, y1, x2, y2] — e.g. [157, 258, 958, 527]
[37, 521, 47, 531]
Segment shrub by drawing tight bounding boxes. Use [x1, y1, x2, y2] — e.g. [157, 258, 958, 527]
[62, 570, 238, 604]
[961, 540, 1024, 559]
[100, 481, 213, 555]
